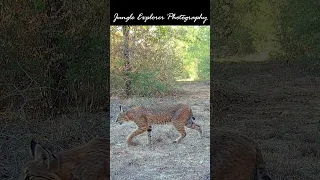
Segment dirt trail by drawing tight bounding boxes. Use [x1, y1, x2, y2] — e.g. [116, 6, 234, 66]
[110, 81, 210, 180]
[214, 61, 320, 180]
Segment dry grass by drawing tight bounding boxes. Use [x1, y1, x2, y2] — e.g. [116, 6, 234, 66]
[213, 60, 320, 180]
[0, 111, 108, 179]
[110, 81, 210, 180]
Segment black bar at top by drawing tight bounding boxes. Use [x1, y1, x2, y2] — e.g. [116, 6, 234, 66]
[110, 0, 210, 25]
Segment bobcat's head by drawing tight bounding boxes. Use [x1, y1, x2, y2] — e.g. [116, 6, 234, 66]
[115, 105, 129, 125]
[21, 140, 62, 180]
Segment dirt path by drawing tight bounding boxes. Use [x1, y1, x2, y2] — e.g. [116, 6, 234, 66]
[214, 61, 320, 180]
[110, 81, 210, 180]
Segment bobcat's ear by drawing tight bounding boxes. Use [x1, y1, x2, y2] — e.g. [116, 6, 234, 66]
[30, 139, 60, 172]
[119, 105, 129, 112]
[125, 105, 130, 112]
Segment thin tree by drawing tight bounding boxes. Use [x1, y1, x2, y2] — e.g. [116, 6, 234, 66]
[123, 26, 132, 97]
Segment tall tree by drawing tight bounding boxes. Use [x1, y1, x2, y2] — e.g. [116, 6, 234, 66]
[123, 26, 132, 97]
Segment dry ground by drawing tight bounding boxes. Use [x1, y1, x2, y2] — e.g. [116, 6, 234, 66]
[213, 60, 320, 180]
[110, 81, 210, 180]
[0, 111, 108, 179]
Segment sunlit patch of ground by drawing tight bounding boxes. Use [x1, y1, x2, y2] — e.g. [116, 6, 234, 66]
[176, 78, 197, 82]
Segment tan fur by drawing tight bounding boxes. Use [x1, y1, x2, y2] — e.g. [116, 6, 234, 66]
[211, 130, 272, 180]
[116, 103, 202, 146]
[21, 137, 109, 180]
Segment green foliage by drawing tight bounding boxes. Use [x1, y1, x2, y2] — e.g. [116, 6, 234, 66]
[161, 26, 210, 81]
[184, 27, 210, 80]
[198, 56, 210, 80]
[111, 26, 210, 97]
[110, 26, 210, 97]
[131, 69, 170, 97]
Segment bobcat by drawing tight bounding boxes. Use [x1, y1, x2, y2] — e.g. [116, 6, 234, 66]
[116, 103, 202, 146]
[21, 137, 109, 180]
[211, 129, 272, 180]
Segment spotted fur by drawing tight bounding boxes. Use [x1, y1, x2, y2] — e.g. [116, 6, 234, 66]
[116, 103, 202, 146]
[211, 130, 272, 180]
[21, 137, 109, 180]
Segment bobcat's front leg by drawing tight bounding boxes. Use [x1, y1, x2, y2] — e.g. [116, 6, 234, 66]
[127, 126, 148, 146]
[127, 129, 148, 146]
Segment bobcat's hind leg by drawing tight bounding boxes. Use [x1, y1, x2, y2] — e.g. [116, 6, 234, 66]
[126, 126, 148, 146]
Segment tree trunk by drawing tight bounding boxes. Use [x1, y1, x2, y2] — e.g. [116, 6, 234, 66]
[123, 26, 132, 97]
